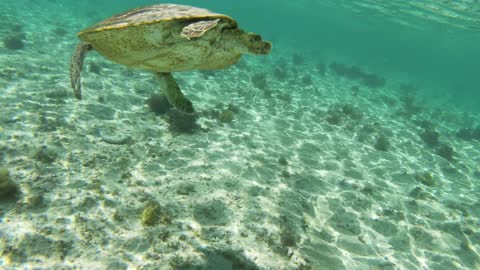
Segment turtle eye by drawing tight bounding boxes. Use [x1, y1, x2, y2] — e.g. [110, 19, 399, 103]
[252, 34, 262, 42]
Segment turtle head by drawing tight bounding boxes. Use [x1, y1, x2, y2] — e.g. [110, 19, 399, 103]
[244, 32, 272, 55]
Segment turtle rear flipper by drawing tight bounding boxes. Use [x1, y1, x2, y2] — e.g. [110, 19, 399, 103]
[70, 42, 93, 100]
[156, 72, 194, 114]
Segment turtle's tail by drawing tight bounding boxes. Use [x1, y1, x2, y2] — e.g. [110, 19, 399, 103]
[70, 42, 93, 100]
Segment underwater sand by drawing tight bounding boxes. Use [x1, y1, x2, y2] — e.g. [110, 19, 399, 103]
[1, 1, 480, 270]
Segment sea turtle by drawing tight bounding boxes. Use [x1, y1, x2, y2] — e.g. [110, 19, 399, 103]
[70, 4, 272, 114]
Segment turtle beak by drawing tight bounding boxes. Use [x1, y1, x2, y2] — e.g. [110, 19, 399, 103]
[247, 33, 272, 55]
[258, 41, 272, 55]
[250, 40, 272, 55]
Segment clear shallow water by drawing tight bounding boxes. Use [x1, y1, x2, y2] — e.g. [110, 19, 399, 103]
[0, 1, 479, 269]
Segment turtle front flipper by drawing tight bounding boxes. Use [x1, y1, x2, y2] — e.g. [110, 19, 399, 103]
[70, 42, 93, 100]
[181, 19, 219, 40]
[156, 72, 195, 114]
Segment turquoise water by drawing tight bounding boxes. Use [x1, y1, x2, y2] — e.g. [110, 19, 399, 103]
[1, 0, 479, 269]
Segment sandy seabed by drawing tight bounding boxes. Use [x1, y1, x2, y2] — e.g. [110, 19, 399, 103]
[1, 2, 480, 270]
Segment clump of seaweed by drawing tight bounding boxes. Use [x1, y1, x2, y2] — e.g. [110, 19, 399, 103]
[399, 82, 418, 94]
[325, 108, 343, 126]
[399, 95, 422, 118]
[324, 103, 363, 126]
[218, 110, 234, 123]
[166, 110, 198, 133]
[414, 171, 435, 187]
[278, 215, 300, 248]
[362, 73, 386, 88]
[316, 62, 326, 75]
[351, 86, 360, 97]
[251, 73, 268, 90]
[0, 167, 19, 201]
[146, 94, 172, 115]
[419, 128, 439, 146]
[53, 27, 67, 37]
[415, 119, 434, 130]
[89, 62, 102, 75]
[278, 157, 289, 166]
[34, 146, 57, 164]
[409, 186, 433, 201]
[356, 123, 377, 143]
[374, 134, 390, 151]
[273, 67, 288, 81]
[436, 144, 455, 161]
[292, 53, 305, 65]
[3, 34, 25, 50]
[3, 23, 25, 50]
[226, 103, 240, 114]
[456, 127, 480, 141]
[301, 74, 312, 85]
[140, 201, 172, 227]
[341, 104, 363, 120]
[329, 62, 386, 88]
[325, 103, 363, 126]
[329, 62, 349, 77]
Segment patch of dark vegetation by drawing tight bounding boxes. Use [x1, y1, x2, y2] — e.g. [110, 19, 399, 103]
[436, 143, 455, 161]
[415, 119, 434, 130]
[356, 123, 378, 143]
[218, 110, 234, 123]
[3, 22, 26, 50]
[374, 133, 391, 151]
[280, 227, 299, 247]
[226, 103, 240, 114]
[166, 110, 198, 134]
[351, 86, 360, 97]
[456, 127, 480, 141]
[278, 215, 300, 249]
[362, 73, 386, 88]
[193, 200, 231, 226]
[140, 201, 172, 227]
[325, 108, 343, 126]
[292, 53, 305, 65]
[409, 186, 434, 201]
[251, 73, 268, 90]
[316, 62, 326, 75]
[53, 27, 67, 36]
[378, 95, 397, 107]
[175, 183, 196, 196]
[3, 34, 25, 50]
[0, 167, 20, 202]
[340, 104, 363, 120]
[329, 62, 386, 88]
[200, 103, 239, 124]
[413, 119, 459, 161]
[145, 94, 172, 115]
[45, 89, 68, 100]
[278, 156, 289, 166]
[419, 128, 440, 146]
[38, 112, 66, 132]
[414, 171, 435, 187]
[398, 94, 422, 118]
[273, 66, 288, 81]
[399, 82, 418, 94]
[88, 62, 102, 74]
[324, 103, 363, 126]
[301, 74, 312, 85]
[277, 93, 292, 104]
[176, 248, 259, 270]
[34, 146, 57, 164]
